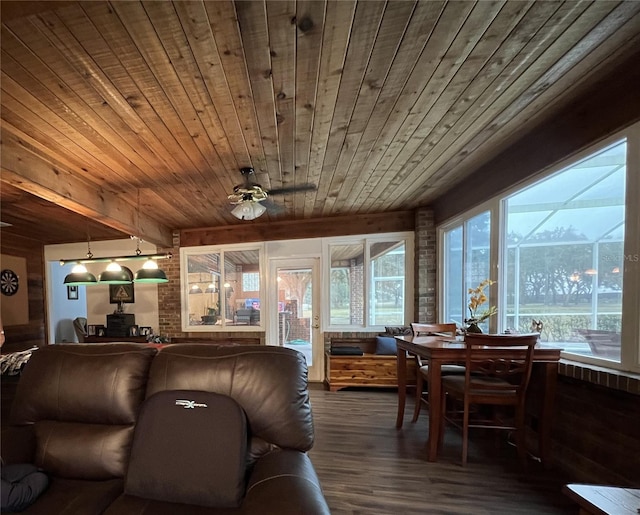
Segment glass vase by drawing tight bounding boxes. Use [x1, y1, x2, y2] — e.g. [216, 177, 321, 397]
[466, 322, 483, 334]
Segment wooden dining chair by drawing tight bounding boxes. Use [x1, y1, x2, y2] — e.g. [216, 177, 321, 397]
[409, 323, 463, 423]
[439, 333, 538, 466]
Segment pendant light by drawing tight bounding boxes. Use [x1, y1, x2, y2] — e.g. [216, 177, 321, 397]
[64, 263, 98, 285]
[189, 284, 203, 294]
[134, 257, 168, 283]
[64, 238, 97, 285]
[99, 262, 133, 284]
[61, 199, 170, 284]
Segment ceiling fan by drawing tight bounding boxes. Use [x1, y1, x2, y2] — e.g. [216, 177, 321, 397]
[227, 167, 316, 220]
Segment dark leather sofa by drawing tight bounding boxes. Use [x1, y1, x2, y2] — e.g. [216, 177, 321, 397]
[2, 343, 330, 514]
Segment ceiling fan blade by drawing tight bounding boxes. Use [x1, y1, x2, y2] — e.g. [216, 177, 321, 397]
[262, 198, 285, 214]
[268, 184, 317, 195]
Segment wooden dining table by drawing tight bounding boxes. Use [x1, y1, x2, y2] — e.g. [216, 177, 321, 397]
[394, 335, 562, 465]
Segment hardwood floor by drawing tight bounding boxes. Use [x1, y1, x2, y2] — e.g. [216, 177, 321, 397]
[307, 387, 576, 515]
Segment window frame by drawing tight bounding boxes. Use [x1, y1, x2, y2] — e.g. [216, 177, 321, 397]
[180, 242, 265, 332]
[440, 205, 498, 333]
[438, 123, 640, 373]
[324, 232, 414, 331]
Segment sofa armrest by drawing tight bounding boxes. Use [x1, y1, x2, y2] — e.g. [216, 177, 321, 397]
[243, 449, 330, 515]
[1, 425, 35, 464]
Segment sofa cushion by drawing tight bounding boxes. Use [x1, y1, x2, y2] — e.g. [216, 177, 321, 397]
[34, 422, 133, 480]
[147, 345, 314, 452]
[9, 344, 157, 480]
[375, 336, 397, 355]
[125, 390, 248, 508]
[11, 344, 157, 426]
[384, 326, 412, 336]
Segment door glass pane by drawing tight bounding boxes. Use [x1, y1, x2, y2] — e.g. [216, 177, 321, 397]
[329, 244, 364, 325]
[505, 140, 626, 361]
[278, 268, 313, 365]
[369, 241, 405, 326]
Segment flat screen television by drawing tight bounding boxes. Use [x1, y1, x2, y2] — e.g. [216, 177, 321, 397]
[245, 298, 260, 310]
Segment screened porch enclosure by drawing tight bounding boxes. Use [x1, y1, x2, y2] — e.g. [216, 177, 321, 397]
[443, 139, 627, 362]
[505, 140, 626, 360]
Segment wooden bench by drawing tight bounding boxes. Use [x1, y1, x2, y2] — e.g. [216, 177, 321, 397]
[325, 337, 416, 392]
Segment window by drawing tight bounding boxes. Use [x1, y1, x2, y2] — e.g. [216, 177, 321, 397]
[243, 272, 260, 292]
[504, 140, 626, 359]
[181, 245, 263, 330]
[328, 235, 413, 329]
[329, 244, 364, 325]
[369, 241, 406, 326]
[442, 211, 492, 331]
[439, 125, 640, 373]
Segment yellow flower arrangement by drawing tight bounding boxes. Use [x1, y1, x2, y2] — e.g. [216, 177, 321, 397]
[466, 279, 497, 325]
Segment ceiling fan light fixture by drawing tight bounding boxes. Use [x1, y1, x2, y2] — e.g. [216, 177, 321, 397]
[64, 263, 98, 285]
[231, 202, 267, 221]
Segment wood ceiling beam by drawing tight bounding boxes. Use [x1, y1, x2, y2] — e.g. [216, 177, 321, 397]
[1, 133, 173, 247]
[180, 210, 415, 247]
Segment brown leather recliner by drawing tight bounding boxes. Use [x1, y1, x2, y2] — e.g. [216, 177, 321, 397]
[3, 344, 157, 514]
[2, 344, 330, 514]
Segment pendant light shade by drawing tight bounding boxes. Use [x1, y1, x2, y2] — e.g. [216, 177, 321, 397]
[64, 264, 97, 286]
[231, 202, 266, 221]
[134, 259, 168, 283]
[205, 283, 218, 293]
[189, 284, 203, 294]
[98, 262, 133, 284]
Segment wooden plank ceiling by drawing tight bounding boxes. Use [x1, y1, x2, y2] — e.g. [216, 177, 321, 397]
[1, 0, 639, 246]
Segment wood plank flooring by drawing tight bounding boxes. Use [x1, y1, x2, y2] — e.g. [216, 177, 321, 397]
[307, 387, 576, 515]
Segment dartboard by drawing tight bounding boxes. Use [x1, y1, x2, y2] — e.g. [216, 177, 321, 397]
[1, 269, 19, 296]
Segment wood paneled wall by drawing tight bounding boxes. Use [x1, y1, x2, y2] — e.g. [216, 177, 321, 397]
[0, 234, 45, 352]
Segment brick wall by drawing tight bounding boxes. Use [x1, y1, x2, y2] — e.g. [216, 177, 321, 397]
[350, 259, 364, 325]
[414, 207, 437, 323]
[156, 231, 182, 337]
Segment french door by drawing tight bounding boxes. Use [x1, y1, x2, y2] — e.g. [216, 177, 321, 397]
[269, 258, 322, 382]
